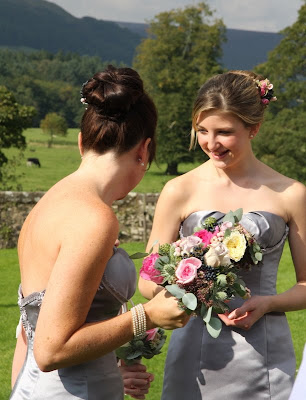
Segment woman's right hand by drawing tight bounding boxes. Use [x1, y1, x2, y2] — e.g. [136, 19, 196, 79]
[143, 288, 190, 330]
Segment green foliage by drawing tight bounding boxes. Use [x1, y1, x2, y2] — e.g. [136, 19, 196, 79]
[252, 3, 306, 183]
[255, 2, 305, 114]
[134, 2, 225, 174]
[40, 112, 68, 148]
[0, 150, 25, 190]
[0, 49, 110, 127]
[253, 109, 306, 183]
[0, 85, 35, 182]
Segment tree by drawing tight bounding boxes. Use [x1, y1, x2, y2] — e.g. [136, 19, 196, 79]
[252, 109, 306, 183]
[134, 2, 225, 174]
[255, 2, 305, 113]
[253, 2, 306, 182]
[40, 112, 68, 148]
[0, 85, 36, 182]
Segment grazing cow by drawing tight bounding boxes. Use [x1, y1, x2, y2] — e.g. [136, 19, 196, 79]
[27, 158, 41, 167]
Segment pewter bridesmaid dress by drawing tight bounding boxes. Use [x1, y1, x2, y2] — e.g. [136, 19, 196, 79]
[10, 247, 136, 400]
[162, 211, 295, 400]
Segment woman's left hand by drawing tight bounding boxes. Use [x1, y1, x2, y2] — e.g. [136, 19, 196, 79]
[119, 361, 154, 399]
[218, 295, 271, 330]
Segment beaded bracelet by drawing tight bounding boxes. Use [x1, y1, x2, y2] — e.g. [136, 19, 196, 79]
[131, 304, 147, 338]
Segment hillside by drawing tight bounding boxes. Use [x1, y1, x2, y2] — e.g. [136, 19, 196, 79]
[0, 0, 141, 64]
[0, 0, 283, 69]
[117, 22, 283, 70]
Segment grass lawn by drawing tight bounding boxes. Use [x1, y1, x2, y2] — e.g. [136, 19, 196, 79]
[3, 128, 200, 192]
[0, 242, 305, 400]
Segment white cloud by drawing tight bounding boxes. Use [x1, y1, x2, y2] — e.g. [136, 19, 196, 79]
[46, 0, 303, 32]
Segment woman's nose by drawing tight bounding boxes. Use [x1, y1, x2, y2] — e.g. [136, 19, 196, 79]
[207, 133, 219, 151]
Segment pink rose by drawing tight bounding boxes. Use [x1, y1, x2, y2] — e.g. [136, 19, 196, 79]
[194, 229, 217, 247]
[140, 253, 164, 284]
[220, 221, 233, 232]
[179, 236, 202, 254]
[145, 328, 159, 341]
[175, 257, 202, 284]
[261, 98, 269, 105]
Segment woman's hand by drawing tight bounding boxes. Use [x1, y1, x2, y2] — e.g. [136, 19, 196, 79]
[218, 295, 271, 330]
[144, 288, 190, 330]
[119, 361, 154, 399]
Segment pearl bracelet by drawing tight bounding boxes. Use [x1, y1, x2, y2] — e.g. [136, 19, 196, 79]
[131, 304, 147, 338]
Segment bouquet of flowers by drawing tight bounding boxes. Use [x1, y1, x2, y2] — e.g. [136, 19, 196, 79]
[139, 209, 263, 338]
[116, 328, 167, 365]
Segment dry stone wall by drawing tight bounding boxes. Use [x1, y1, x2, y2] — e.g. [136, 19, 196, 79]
[0, 191, 159, 249]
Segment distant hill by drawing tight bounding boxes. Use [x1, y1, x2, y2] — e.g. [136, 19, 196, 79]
[0, 0, 141, 64]
[117, 22, 283, 70]
[0, 0, 283, 69]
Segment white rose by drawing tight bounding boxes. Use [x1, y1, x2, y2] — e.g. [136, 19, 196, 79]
[204, 247, 221, 268]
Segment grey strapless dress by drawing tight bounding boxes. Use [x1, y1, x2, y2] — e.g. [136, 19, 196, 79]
[162, 211, 296, 400]
[10, 247, 136, 400]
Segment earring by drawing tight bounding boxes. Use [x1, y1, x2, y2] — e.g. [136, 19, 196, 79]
[250, 134, 254, 139]
[138, 158, 145, 167]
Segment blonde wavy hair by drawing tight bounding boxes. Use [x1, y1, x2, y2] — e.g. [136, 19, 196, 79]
[190, 70, 267, 149]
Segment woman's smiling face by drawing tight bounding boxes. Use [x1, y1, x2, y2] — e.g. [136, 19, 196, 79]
[196, 110, 255, 170]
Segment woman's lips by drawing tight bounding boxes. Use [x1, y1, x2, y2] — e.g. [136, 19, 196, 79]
[210, 149, 229, 160]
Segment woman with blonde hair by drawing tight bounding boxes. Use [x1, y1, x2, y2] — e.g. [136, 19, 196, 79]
[139, 70, 306, 399]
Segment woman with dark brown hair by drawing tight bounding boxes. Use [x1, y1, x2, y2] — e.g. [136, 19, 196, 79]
[10, 65, 189, 400]
[139, 70, 306, 400]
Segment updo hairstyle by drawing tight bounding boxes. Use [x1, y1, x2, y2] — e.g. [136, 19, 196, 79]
[190, 70, 266, 149]
[81, 65, 157, 163]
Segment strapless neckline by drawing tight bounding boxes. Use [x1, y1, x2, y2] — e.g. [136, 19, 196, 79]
[183, 210, 288, 226]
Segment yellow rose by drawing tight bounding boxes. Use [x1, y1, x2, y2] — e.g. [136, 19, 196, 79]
[223, 231, 246, 262]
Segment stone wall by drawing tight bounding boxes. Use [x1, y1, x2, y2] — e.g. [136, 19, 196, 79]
[0, 191, 159, 248]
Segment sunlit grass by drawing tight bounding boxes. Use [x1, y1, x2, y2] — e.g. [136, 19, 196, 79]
[3, 128, 199, 192]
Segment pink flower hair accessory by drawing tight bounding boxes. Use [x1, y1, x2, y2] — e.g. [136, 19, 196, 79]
[254, 78, 277, 105]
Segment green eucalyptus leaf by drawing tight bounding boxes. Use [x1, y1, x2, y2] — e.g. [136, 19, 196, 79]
[148, 239, 159, 254]
[222, 210, 235, 224]
[233, 282, 247, 297]
[129, 252, 148, 259]
[165, 284, 186, 299]
[224, 228, 231, 238]
[182, 293, 197, 310]
[200, 303, 208, 318]
[202, 306, 212, 323]
[206, 317, 222, 338]
[255, 252, 263, 261]
[233, 208, 243, 222]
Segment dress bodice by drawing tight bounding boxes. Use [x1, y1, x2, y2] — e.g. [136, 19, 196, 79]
[18, 247, 136, 340]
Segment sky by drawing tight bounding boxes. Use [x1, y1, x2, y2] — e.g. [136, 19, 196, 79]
[46, 0, 303, 32]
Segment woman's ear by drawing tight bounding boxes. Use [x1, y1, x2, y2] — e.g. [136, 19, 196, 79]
[250, 123, 261, 138]
[137, 138, 151, 164]
[78, 132, 84, 157]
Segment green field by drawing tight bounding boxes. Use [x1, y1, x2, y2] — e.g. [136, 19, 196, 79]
[0, 242, 305, 400]
[3, 128, 199, 192]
